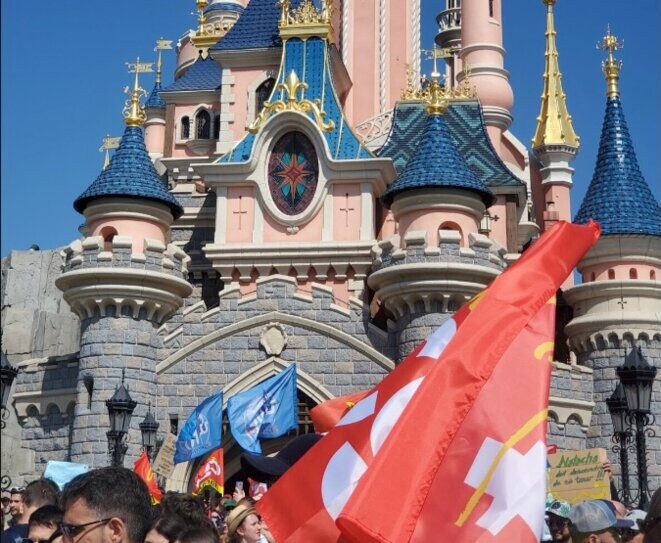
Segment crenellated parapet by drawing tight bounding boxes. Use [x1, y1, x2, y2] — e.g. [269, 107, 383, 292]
[369, 229, 505, 319]
[56, 236, 192, 324]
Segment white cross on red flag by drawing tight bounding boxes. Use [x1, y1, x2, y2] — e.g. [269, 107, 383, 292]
[257, 220, 600, 542]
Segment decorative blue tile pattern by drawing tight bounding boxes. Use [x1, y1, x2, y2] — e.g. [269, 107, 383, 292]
[382, 112, 494, 207]
[218, 35, 371, 164]
[145, 81, 166, 109]
[74, 126, 183, 219]
[379, 101, 524, 188]
[211, 0, 301, 51]
[205, 2, 245, 14]
[161, 55, 221, 93]
[574, 97, 661, 236]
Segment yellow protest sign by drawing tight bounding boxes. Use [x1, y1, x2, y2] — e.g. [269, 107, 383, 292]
[547, 447, 611, 503]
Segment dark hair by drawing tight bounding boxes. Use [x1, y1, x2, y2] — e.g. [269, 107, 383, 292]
[61, 467, 151, 543]
[177, 527, 219, 543]
[28, 505, 63, 529]
[161, 493, 213, 531]
[149, 513, 188, 543]
[24, 480, 59, 509]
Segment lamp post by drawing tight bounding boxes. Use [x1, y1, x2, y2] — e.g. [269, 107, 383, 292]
[1, 345, 19, 491]
[606, 383, 634, 506]
[105, 372, 137, 467]
[615, 346, 657, 510]
[139, 403, 159, 461]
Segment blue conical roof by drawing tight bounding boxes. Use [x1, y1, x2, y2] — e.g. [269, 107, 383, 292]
[382, 113, 494, 207]
[574, 96, 661, 236]
[74, 126, 183, 219]
[145, 81, 166, 109]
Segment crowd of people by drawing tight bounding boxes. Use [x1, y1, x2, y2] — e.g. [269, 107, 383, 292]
[1, 466, 659, 543]
[1, 469, 274, 543]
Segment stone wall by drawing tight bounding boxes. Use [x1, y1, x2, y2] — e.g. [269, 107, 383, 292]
[1, 249, 80, 361]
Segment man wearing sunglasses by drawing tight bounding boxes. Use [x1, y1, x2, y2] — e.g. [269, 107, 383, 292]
[60, 468, 151, 543]
[24, 505, 63, 543]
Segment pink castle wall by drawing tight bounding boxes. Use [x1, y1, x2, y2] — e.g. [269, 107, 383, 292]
[226, 186, 255, 243]
[89, 219, 168, 252]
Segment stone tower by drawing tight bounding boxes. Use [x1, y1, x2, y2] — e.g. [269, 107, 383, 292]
[564, 29, 661, 494]
[56, 76, 191, 467]
[369, 78, 505, 362]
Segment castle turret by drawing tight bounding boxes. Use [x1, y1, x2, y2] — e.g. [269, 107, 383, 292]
[531, 0, 579, 240]
[369, 74, 504, 361]
[144, 40, 172, 159]
[456, 0, 514, 149]
[564, 28, 661, 493]
[56, 70, 191, 468]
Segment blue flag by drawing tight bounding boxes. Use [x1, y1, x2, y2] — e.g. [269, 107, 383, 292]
[228, 364, 298, 454]
[174, 392, 223, 464]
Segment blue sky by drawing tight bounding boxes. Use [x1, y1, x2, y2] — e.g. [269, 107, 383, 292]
[1, 0, 659, 255]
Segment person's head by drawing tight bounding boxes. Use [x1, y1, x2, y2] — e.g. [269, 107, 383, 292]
[60, 467, 152, 543]
[9, 487, 25, 520]
[641, 487, 661, 543]
[24, 479, 60, 516]
[222, 500, 236, 514]
[26, 505, 63, 543]
[161, 493, 211, 530]
[144, 513, 188, 543]
[546, 499, 572, 542]
[620, 509, 646, 543]
[2, 491, 11, 514]
[569, 500, 635, 543]
[225, 504, 260, 543]
[175, 527, 219, 543]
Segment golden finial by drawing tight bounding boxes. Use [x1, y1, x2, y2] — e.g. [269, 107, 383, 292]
[401, 64, 420, 101]
[532, 0, 579, 149]
[154, 38, 173, 85]
[279, 0, 333, 40]
[191, 0, 232, 58]
[248, 69, 335, 133]
[123, 57, 152, 126]
[425, 73, 448, 115]
[597, 25, 623, 98]
[196, 0, 209, 31]
[99, 135, 121, 169]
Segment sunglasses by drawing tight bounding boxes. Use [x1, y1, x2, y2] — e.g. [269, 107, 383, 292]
[22, 539, 52, 543]
[639, 515, 660, 534]
[59, 519, 112, 540]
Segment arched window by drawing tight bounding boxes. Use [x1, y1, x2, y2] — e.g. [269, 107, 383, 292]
[100, 226, 118, 251]
[590, 272, 596, 282]
[608, 269, 615, 280]
[439, 221, 463, 245]
[651, 270, 657, 280]
[256, 78, 276, 114]
[213, 114, 220, 139]
[181, 116, 190, 140]
[629, 268, 638, 279]
[489, 0, 494, 17]
[196, 110, 211, 139]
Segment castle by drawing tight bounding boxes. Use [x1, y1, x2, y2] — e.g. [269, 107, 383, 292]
[1, 0, 659, 498]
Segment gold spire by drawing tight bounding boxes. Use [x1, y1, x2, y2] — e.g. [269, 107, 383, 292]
[154, 38, 173, 85]
[99, 135, 121, 169]
[278, 0, 333, 40]
[191, 0, 233, 57]
[123, 57, 152, 126]
[598, 25, 623, 99]
[425, 73, 449, 115]
[532, 0, 579, 149]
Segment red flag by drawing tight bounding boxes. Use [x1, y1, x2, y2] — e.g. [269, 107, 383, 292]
[310, 390, 369, 433]
[133, 451, 163, 505]
[257, 221, 599, 542]
[192, 448, 224, 496]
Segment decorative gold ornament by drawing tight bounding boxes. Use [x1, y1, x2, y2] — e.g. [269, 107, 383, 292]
[191, 0, 234, 58]
[99, 134, 121, 169]
[279, 0, 333, 39]
[248, 69, 335, 133]
[123, 57, 150, 126]
[598, 25, 623, 98]
[401, 45, 475, 104]
[153, 38, 173, 85]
